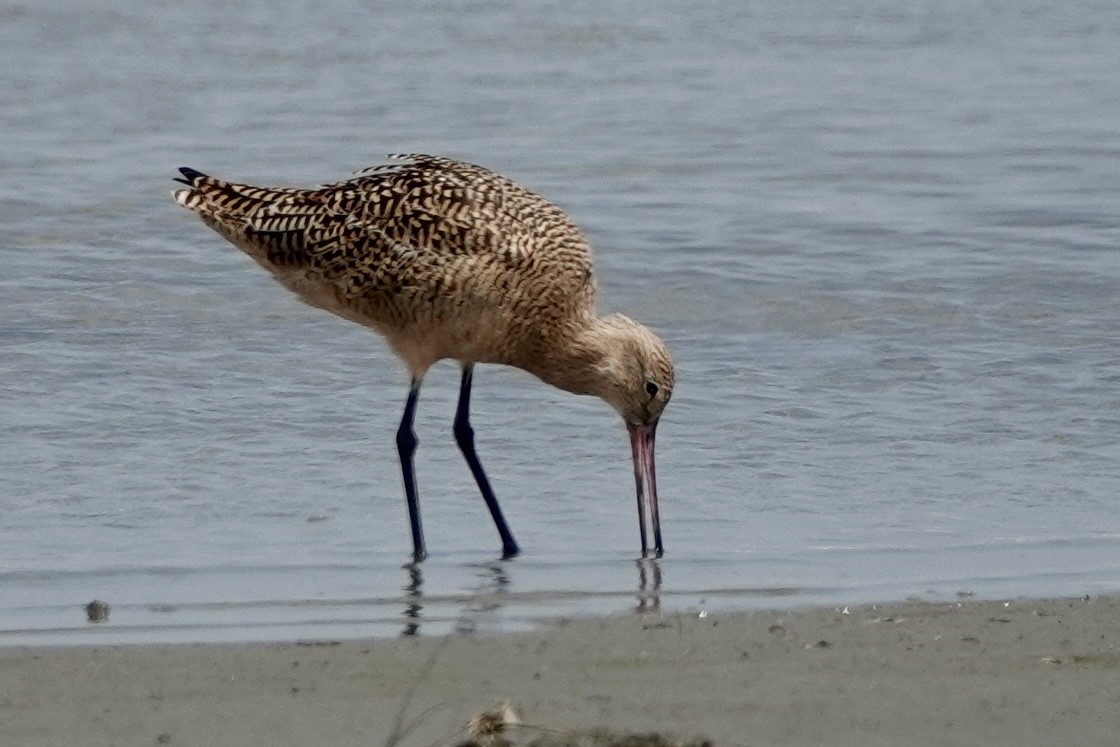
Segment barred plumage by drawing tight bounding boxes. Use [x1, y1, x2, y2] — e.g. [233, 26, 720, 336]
[173, 154, 673, 560]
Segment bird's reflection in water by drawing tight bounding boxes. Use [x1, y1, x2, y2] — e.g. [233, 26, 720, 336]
[399, 561, 515, 636]
[401, 563, 423, 637]
[636, 557, 662, 612]
[456, 563, 511, 634]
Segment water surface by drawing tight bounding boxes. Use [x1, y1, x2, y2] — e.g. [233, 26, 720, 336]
[2, 0, 1119, 645]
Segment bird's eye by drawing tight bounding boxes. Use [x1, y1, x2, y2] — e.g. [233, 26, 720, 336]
[645, 381, 659, 398]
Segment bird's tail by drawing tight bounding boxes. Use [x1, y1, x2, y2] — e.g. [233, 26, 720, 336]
[171, 167, 306, 217]
[171, 167, 355, 273]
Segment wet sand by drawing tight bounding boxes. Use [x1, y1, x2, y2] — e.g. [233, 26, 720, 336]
[2, 596, 1119, 746]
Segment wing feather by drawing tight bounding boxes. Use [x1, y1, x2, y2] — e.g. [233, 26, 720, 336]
[174, 156, 595, 306]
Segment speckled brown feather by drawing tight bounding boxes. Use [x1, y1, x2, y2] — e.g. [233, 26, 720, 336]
[173, 155, 673, 425]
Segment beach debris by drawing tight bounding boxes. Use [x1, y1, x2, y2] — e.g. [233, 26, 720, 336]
[467, 702, 522, 743]
[459, 703, 711, 747]
[523, 731, 712, 747]
[85, 599, 110, 623]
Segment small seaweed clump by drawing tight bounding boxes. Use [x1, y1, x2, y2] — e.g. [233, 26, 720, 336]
[457, 704, 711, 747]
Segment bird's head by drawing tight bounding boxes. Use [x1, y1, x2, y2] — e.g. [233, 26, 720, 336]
[588, 313, 673, 557]
[592, 313, 674, 427]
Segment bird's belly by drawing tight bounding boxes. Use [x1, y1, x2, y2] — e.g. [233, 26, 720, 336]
[384, 310, 519, 375]
[281, 273, 374, 327]
[278, 270, 522, 375]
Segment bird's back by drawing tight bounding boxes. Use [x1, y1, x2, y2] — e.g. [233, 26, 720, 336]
[174, 155, 598, 373]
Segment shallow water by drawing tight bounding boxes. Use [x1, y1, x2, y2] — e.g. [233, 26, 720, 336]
[2, 0, 1119, 645]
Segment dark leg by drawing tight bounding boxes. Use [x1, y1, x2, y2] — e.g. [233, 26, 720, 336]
[453, 365, 520, 558]
[396, 378, 426, 562]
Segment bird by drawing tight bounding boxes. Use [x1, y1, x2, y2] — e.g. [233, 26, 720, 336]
[172, 154, 674, 561]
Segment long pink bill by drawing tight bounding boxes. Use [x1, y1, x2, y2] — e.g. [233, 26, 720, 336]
[628, 422, 663, 558]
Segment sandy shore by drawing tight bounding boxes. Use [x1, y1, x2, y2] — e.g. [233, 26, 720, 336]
[2, 595, 1119, 746]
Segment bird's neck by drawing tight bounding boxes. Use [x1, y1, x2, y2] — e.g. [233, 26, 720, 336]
[517, 315, 623, 402]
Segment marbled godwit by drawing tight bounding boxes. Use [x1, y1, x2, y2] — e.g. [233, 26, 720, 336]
[172, 155, 674, 561]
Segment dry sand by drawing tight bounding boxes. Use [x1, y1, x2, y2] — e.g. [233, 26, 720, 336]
[2, 595, 1119, 746]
